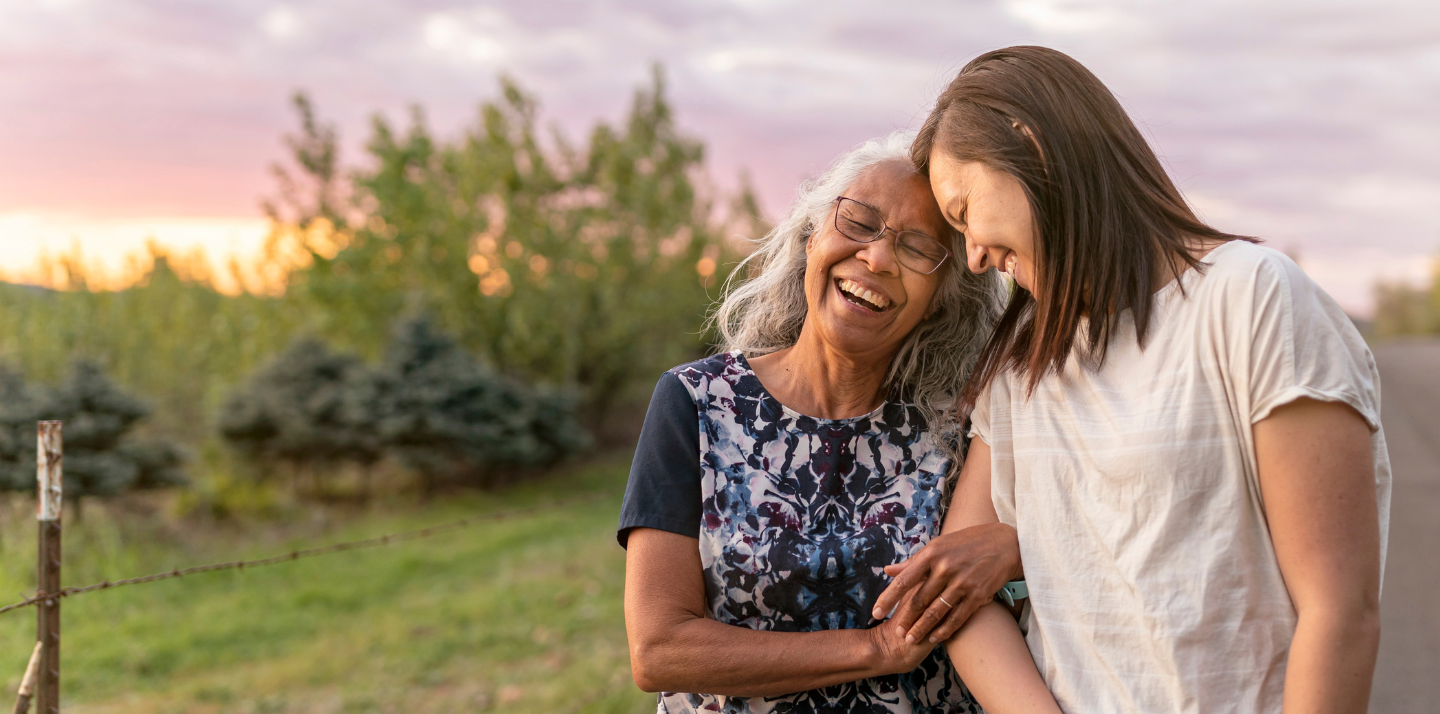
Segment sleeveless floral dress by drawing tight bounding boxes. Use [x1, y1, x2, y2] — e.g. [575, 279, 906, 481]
[659, 352, 980, 714]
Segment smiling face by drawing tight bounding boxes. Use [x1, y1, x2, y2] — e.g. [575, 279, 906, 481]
[803, 160, 952, 360]
[927, 148, 1039, 293]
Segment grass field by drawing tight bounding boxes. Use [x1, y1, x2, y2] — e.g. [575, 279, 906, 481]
[0, 453, 652, 713]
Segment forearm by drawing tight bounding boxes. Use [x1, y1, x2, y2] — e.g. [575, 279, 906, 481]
[1282, 606, 1381, 714]
[633, 617, 895, 697]
[945, 602, 1061, 714]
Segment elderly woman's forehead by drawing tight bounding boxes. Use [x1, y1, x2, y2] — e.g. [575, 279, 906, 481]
[844, 161, 946, 229]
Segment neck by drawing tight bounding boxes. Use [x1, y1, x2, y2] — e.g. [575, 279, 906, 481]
[747, 322, 894, 420]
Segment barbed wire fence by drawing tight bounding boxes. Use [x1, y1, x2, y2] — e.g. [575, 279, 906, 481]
[5, 421, 615, 714]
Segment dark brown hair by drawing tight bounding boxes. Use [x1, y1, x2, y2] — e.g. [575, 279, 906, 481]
[912, 46, 1252, 411]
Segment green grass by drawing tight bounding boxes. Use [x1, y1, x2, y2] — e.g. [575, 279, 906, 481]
[0, 454, 652, 713]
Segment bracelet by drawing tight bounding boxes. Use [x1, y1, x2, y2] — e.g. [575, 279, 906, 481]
[996, 580, 1028, 608]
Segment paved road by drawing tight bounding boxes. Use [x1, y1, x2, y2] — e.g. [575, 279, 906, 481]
[1370, 340, 1440, 713]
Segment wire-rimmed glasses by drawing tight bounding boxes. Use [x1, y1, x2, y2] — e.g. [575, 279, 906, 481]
[832, 197, 951, 275]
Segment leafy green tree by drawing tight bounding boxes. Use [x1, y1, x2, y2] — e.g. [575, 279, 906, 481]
[217, 337, 382, 493]
[266, 68, 753, 424]
[376, 315, 587, 492]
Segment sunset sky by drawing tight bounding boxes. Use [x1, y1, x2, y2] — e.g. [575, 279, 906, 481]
[2, 0, 1437, 312]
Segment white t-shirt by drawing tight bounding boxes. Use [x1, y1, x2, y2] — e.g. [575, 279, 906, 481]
[970, 241, 1391, 714]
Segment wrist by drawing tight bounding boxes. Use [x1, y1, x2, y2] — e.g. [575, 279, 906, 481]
[859, 625, 899, 677]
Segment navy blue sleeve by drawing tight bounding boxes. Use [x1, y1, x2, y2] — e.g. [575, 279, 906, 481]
[616, 371, 702, 548]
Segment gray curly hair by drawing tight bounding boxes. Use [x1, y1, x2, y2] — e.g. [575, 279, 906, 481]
[710, 130, 1004, 456]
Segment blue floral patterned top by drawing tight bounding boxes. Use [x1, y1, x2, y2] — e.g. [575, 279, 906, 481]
[619, 352, 980, 714]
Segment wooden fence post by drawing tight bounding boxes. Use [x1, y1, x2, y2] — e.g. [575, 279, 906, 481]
[35, 422, 61, 714]
[10, 642, 41, 714]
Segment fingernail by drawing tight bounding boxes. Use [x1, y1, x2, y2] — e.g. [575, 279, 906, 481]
[929, 636, 937, 644]
[872, 608, 883, 619]
[895, 626, 905, 637]
[905, 635, 915, 644]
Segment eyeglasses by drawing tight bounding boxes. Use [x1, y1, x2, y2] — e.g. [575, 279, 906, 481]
[832, 197, 951, 275]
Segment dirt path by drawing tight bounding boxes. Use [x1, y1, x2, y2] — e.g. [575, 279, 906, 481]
[1370, 339, 1440, 713]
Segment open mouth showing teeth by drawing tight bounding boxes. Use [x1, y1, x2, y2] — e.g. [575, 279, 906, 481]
[836, 278, 892, 312]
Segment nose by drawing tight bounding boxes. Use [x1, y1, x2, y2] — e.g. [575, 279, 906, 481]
[855, 230, 901, 276]
[965, 236, 991, 274]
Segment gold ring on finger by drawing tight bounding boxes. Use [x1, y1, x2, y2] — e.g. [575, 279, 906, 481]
[938, 595, 954, 609]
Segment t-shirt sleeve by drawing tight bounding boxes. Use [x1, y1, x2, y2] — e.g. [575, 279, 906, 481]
[616, 371, 703, 548]
[1240, 249, 1382, 431]
[967, 379, 994, 445]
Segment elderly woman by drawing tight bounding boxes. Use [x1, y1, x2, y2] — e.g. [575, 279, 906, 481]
[616, 132, 1027, 713]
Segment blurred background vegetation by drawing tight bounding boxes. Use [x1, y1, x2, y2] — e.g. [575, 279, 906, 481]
[1372, 261, 1440, 338]
[0, 68, 761, 510]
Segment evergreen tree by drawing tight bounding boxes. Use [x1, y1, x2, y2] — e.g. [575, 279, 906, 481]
[218, 337, 382, 491]
[0, 364, 46, 492]
[37, 360, 188, 514]
[376, 315, 587, 492]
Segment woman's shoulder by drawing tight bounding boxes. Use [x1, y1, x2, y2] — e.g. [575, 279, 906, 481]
[1195, 240, 1299, 285]
[1185, 239, 1323, 312]
[1188, 239, 1363, 351]
[668, 351, 743, 382]
[661, 352, 753, 403]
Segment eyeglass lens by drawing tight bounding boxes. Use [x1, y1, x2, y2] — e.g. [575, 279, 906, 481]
[835, 198, 949, 273]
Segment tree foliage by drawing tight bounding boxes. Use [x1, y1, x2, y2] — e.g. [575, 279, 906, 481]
[0, 254, 304, 446]
[1373, 257, 1440, 338]
[217, 337, 382, 480]
[376, 315, 587, 491]
[0, 365, 46, 491]
[218, 316, 588, 492]
[267, 68, 752, 419]
[0, 361, 187, 505]
[0, 68, 755, 502]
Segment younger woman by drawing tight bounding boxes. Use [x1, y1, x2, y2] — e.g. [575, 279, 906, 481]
[877, 46, 1390, 714]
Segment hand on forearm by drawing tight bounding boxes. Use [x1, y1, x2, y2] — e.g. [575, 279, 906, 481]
[873, 523, 1021, 645]
[870, 439, 1023, 644]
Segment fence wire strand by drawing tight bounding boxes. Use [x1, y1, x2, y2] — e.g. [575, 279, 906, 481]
[0, 490, 612, 617]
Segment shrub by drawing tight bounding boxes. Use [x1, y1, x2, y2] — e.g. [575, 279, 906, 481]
[0, 360, 188, 513]
[375, 315, 588, 492]
[217, 337, 382, 492]
[219, 317, 588, 495]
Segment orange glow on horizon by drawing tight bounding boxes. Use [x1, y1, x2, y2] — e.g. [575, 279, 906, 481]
[0, 213, 296, 295]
